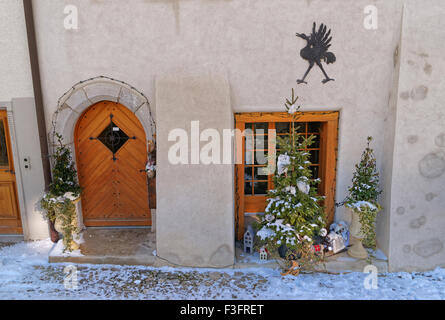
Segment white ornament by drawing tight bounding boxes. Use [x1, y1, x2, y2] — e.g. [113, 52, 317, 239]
[265, 214, 275, 223]
[277, 154, 290, 175]
[297, 179, 310, 194]
[285, 186, 297, 195]
[288, 104, 299, 115]
[319, 228, 328, 237]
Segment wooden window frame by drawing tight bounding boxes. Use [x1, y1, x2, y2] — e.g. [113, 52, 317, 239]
[235, 111, 339, 240]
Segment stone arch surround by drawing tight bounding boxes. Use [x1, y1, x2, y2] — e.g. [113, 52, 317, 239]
[51, 76, 155, 153]
[50, 76, 156, 229]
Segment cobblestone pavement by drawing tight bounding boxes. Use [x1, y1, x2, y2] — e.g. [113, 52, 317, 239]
[4, 264, 271, 300]
[1, 240, 445, 300]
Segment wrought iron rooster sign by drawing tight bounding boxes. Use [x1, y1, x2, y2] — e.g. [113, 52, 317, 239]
[296, 22, 336, 84]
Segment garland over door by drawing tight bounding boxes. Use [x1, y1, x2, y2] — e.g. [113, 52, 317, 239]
[0, 110, 22, 234]
[75, 101, 151, 227]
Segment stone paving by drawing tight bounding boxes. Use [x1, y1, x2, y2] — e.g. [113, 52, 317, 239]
[13, 264, 271, 299]
[1, 239, 444, 300]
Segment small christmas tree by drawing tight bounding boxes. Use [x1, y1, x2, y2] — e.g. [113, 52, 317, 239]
[256, 89, 326, 268]
[345, 136, 382, 249]
[49, 133, 82, 198]
[41, 133, 81, 251]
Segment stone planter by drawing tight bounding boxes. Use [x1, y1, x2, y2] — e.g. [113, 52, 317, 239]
[347, 208, 368, 259]
[54, 197, 81, 251]
[151, 210, 156, 233]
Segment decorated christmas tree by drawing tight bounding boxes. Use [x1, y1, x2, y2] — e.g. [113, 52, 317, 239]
[256, 89, 326, 267]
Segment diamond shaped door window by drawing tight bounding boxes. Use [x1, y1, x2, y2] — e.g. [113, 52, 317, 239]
[97, 121, 129, 153]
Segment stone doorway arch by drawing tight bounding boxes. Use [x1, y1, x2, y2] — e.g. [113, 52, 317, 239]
[50, 76, 156, 229]
[51, 76, 155, 152]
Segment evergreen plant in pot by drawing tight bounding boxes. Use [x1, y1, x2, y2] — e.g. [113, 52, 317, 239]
[345, 136, 382, 259]
[41, 134, 82, 252]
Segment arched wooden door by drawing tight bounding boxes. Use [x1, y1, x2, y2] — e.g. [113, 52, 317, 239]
[74, 101, 151, 226]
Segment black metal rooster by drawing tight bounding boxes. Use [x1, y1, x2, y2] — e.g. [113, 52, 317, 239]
[296, 22, 336, 84]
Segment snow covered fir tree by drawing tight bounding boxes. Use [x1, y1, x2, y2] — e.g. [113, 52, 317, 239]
[256, 89, 326, 268]
[345, 136, 382, 250]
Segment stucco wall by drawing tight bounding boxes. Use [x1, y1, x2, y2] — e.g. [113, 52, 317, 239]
[387, 0, 445, 272]
[29, 0, 445, 270]
[155, 72, 234, 267]
[0, 0, 33, 101]
[0, 1, 48, 239]
[32, 0, 403, 236]
[9, 98, 49, 240]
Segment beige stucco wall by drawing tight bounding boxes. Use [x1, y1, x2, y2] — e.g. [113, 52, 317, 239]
[27, 0, 445, 270]
[9, 98, 49, 240]
[32, 0, 404, 257]
[386, 0, 445, 272]
[155, 72, 234, 267]
[0, 0, 33, 101]
[0, 1, 48, 240]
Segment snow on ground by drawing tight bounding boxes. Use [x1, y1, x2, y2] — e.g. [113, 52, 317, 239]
[1, 240, 445, 300]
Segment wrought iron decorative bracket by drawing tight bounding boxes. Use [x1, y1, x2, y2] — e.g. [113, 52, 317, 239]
[89, 114, 136, 161]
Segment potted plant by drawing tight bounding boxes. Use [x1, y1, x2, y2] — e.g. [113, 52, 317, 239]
[41, 134, 82, 252]
[345, 136, 382, 259]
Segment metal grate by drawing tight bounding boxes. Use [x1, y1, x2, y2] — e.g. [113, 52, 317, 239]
[97, 121, 130, 154]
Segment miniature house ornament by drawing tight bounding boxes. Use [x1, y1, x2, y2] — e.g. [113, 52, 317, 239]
[259, 246, 269, 261]
[243, 225, 255, 254]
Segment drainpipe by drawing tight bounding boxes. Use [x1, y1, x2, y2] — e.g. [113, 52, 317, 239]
[23, 0, 58, 242]
[23, 0, 51, 187]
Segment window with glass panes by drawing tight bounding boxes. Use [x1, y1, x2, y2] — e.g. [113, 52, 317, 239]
[235, 112, 339, 240]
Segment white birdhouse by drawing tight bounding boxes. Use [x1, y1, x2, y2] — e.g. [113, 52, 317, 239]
[259, 246, 268, 261]
[243, 226, 254, 254]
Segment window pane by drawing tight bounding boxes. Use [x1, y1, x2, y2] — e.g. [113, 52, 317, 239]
[308, 122, 322, 133]
[254, 123, 268, 132]
[294, 122, 307, 133]
[244, 167, 253, 180]
[254, 150, 268, 165]
[245, 151, 253, 165]
[255, 135, 268, 150]
[0, 120, 9, 167]
[309, 150, 319, 164]
[254, 182, 268, 195]
[245, 135, 254, 150]
[254, 166, 268, 180]
[310, 134, 320, 148]
[276, 122, 290, 134]
[245, 182, 253, 195]
[310, 166, 319, 179]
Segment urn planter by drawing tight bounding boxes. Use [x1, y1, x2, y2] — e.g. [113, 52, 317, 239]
[54, 197, 82, 251]
[347, 208, 368, 260]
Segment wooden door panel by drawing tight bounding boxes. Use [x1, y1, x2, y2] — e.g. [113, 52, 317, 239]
[0, 182, 19, 218]
[0, 110, 22, 234]
[75, 101, 151, 227]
